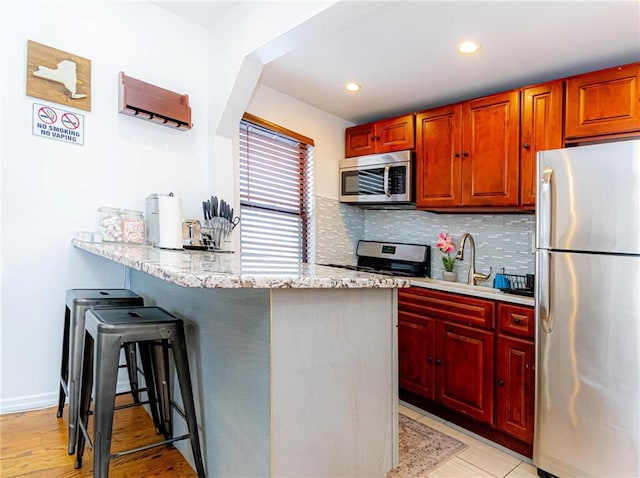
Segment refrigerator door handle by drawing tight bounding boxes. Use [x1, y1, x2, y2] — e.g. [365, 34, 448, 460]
[538, 167, 553, 249]
[538, 250, 552, 333]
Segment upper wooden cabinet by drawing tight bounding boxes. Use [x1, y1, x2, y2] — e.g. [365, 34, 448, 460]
[462, 92, 521, 207]
[415, 104, 462, 207]
[347, 62, 638, 211]
[519, 81, 564, 207]
[416, 91, 520, 209]
[565, 62, 640, 142]
[345, 114, 415, 157]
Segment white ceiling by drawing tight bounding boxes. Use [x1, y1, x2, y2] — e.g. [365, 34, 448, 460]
[156, 1, 640, 124]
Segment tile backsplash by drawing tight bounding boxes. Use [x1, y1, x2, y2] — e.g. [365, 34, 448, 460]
[315, 196, 535, 283]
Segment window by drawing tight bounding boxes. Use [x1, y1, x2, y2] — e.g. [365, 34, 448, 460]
[239, 114, 314, 271]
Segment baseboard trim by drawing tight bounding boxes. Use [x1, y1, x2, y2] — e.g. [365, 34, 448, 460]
[0, 391, 59, 414]
[1, 380, 133, 414]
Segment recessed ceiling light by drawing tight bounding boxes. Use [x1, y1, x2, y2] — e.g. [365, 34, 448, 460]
[457, 40, 481, 55]
[345, 82, 361, 92]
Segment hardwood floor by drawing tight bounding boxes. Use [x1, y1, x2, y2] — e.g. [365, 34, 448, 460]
[0, 398, 197, 477]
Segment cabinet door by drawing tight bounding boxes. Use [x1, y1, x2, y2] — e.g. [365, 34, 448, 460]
[398, 311, 436, 400]
[565, 62, 640, 141]
[462, 91, 520, 206]
[520, 81, 563, 207]
[415, 105, 463, 208]
[496, 334, 535, 443]
[436, 321, 495, 424]
[375, 114, 415, 153]
[345, 122, 375, 157]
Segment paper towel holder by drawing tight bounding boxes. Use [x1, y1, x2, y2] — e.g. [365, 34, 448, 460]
[118, 72, 192, 130]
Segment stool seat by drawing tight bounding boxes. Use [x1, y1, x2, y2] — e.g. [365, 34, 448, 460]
[76, 306, 205, 478]
[57, 289, 144, 455]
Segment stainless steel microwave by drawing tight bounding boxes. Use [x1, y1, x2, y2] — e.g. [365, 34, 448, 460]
[339, 150, 414, 204]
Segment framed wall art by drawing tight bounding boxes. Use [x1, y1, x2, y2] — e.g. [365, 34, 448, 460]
[26, 40, 91, 111]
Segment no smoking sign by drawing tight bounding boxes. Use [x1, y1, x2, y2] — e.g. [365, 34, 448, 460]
[32, 103, 84, 145]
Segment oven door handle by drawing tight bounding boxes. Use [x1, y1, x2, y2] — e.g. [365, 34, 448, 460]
[384, 165, 391, 197]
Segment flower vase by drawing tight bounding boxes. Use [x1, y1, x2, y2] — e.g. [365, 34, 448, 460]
[442, 271, 458, 282]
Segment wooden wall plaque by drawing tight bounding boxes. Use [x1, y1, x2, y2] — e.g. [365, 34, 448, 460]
[26, 40, 91, 112]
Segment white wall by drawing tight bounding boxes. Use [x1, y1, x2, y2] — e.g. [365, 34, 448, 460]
[0, 1, 210, 411]
[246, 84, 353, 200]
[0, 0, 367, 411]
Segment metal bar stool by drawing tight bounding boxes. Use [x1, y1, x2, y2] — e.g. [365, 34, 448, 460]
[57, 289, 145, 455]
[75, 306, 206, 478]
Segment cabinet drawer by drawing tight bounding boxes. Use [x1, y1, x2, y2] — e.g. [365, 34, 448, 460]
[399, 287, 495, 329]
[497, 302, 534, 338]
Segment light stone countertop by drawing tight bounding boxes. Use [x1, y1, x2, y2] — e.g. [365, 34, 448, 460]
[410, 277, 535, 306]
[72, 240, 410, 289]
[72, 240, 535, 305]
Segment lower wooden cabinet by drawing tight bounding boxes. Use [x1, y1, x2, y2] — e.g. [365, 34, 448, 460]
[496, 334, 534, 443]
[398, 310, 435, 399]
[495, 303, 535, 444]
[398, 287, 535, 456]
[437, 321, 494, 424]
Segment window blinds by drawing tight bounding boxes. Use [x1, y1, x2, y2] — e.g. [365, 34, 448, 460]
[239, 116, 314, 269]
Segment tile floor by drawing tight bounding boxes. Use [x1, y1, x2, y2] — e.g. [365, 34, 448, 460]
[399, 401, 539, 478]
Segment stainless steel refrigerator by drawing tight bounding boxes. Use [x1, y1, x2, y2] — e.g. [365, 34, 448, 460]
[534, 139, 640, 477]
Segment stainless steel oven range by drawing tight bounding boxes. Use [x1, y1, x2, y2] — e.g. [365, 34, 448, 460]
[321, 240, 430, 278]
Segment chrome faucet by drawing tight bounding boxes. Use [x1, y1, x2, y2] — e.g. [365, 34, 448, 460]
[455, 233, 492, 286]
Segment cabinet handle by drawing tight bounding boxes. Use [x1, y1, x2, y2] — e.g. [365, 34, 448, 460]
[523, 143, 531, 149]
[462, 151, 469, 157]
[453, 152, 460, 158]
[497, 379, 505, 386]
[513, 318, 522, 324]
[427, 356, 433, 363]
[435, 359, 442, 366]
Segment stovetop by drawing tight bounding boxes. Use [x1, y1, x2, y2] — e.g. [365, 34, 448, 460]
[320, 263, 422, 278]
[321, 240, 431, 278]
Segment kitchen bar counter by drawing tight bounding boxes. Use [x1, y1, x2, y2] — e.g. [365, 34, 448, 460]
[72, 239, 401, 477]
[72, 239, 410, 289]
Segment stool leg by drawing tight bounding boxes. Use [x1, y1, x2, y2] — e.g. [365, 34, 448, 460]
[67, 304, 88, 454]
[57, 306, 71, 419]
[152, 341, 173, 439]
[92, 333, 122, 478]
[172, 325, 206, 478]
[137, 342, 164, 436]
[124, 343, 140, 402]
[75, 332, 94, 469]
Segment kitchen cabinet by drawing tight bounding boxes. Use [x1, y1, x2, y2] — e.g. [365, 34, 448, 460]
[415, 90, 520, 209]
[565, 62, 640, 142]
[399, 287, 535, 456]
[345, 114, 415, 157]
[414, 104, 461, 207]
[398, 288, 495, 424]
[398, 311, 435, 399]
[495, 303, 535, 444]
[519, 81, 564, 207]
[437, 320, 494, 424]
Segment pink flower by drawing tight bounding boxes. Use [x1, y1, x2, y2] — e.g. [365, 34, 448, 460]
[437, 232, 455, 254]
[437, 232, 457, 272]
